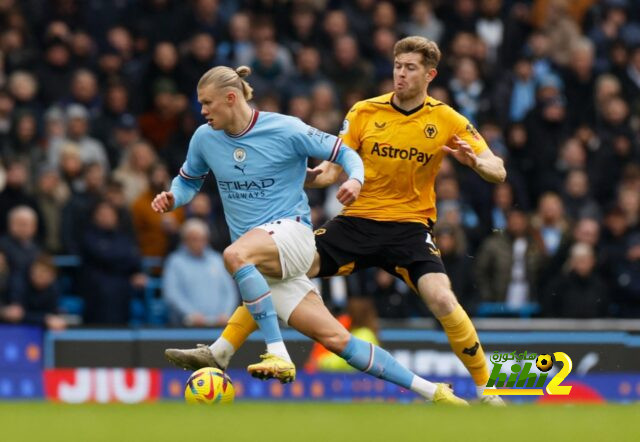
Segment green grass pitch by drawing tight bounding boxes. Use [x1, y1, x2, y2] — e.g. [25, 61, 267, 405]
[1, 402, 638, 442]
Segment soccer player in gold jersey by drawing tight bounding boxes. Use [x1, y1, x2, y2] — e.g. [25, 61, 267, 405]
[166, 36, 506, 404]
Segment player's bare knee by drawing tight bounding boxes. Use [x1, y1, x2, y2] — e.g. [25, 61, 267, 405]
[223, 246, 247, 274]
[426, 288, 458, 317]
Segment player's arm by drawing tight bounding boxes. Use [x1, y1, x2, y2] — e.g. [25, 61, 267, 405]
[443, 135, 506, 183]
[293, 119, 364, 205]
[331, 142, 364, 205]
[305, 161, 345, 188]
[151, 130, 209, 213]
[444, 115, 506, 184]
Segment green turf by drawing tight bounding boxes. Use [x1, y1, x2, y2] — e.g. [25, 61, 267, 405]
[1, 402, 638, 442]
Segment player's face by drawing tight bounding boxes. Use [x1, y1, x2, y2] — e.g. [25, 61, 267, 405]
[393, 52, 436, 100]
[198, 84, 232, 130]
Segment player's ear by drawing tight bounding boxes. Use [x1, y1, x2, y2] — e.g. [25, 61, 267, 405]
[226, 90, 236, 105]
[426, 68, 438, 83]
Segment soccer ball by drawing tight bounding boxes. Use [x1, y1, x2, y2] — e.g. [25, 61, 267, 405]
[184, 367, 235, 404]
[536, 354, 553, 372]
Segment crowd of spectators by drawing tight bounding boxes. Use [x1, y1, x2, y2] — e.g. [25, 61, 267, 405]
[1, 0, 639, 328]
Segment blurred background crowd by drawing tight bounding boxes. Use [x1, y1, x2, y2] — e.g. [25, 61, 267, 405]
[0, 0, 639, 331]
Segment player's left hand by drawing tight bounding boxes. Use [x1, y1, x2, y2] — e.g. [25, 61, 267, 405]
[336, 178, 361, 206]
[443, 135, 478, 168]
[304, 166, 323, 187]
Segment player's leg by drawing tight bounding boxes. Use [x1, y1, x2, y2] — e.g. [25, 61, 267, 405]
[165, 305, 258, 371]
[411, 268, 504, 405]
[284, 289, 466, 405]
[166, 217, 358, 372]
[221, 227, 293, 366]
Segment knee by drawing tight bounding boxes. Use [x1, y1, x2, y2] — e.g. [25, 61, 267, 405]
[424, 287, 458, 317]
[318, 329, 351, 354]
[223, 246, 247, 274]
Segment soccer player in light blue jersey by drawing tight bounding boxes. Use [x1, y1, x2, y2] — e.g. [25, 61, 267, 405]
[153, 65, 364, 382]
[159, 66, 467, 405]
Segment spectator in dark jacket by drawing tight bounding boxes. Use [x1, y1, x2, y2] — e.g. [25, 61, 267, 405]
[474, 209, 543, 307]
[80, 200, 146, 325]
[609, 232, 640, 317]
[0, 206, 41, 298]
[1, 254, 67, 330]
[543, 242, 609, 318]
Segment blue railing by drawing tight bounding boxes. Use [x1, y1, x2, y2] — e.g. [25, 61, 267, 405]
[53, 255, 168, 326]
[51, 256, 542, 325]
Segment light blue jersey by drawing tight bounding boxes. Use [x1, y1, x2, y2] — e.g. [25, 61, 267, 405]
[170, 110, 364, 241]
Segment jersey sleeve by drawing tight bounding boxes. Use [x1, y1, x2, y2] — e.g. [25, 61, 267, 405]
[289, 117, 364, 184]
[170, 128, 210, 209]
[290, 117, 345, 160]
[338, 104, 362, 152]
[448, 112, 489, 155]
[181, 128, 210, 179]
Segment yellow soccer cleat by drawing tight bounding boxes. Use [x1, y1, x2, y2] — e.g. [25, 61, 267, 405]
[433, 383, 469, 406]
[247, 353, 296, 384]
[479, 394, 506, 406]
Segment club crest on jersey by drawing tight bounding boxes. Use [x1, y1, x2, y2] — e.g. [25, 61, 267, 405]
[339, 119, 349, 135]
[233, 148, 246, 162]
[424, 124, 438, 139]
[466, 123, 481, 140]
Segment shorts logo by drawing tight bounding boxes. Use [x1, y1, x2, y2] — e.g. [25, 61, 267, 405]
[339, 119, 349, 135]
[233, 148, 246, 162]
[424, 124, 438, 138]
[426, 232, 441, 256]
[314, 228, 327, 235]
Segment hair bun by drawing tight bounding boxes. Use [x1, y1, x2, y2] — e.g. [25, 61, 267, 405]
[235, 66, 251, 78]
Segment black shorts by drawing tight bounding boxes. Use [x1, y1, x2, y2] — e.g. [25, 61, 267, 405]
[314, 215, 446, 292]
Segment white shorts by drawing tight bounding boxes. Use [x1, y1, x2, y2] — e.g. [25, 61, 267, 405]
[255, 218, 320, 322]
[255, 218, 315, 279]
[264, 275, 320, 323]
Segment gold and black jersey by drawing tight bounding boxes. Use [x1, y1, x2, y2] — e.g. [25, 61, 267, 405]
[338, 92, 488, 226]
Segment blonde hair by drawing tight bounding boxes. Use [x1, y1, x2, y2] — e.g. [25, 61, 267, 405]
[393, 36, 441, 69]
[197, 65, 254, 100]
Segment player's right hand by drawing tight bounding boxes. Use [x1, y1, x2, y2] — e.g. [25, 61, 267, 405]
[151, 191, 175, 213]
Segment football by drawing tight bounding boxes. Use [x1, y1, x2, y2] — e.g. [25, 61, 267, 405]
[536, 354, 554, 372]
[184, 367, 235, 404]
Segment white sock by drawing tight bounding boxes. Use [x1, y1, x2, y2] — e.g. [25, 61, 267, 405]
[476, 385, 487, 398]
[209, 337, 235, 368]
[410, 376, 437, 400]
[266, 341, 291, 362]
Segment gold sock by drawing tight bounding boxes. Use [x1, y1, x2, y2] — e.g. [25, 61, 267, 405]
[438, 305, 489, 386]
[221, 306, 258, 350]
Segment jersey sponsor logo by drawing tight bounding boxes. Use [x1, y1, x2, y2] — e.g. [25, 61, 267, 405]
[424, 124, 438, 138]
[370, 142, 434, 166]
[374, 121, 386, 129]
[339, 119, 349, 135]
[466, 123, 480, 140]
[218, 179, 275, 192]
[218, 178, 275, 200]
[233, 148, 246, 162]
